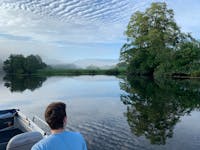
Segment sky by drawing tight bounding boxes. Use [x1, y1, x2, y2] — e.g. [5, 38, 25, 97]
[0, 0, 200, 64]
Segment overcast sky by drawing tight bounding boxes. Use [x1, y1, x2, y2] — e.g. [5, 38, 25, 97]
[0, 0, 199, 64]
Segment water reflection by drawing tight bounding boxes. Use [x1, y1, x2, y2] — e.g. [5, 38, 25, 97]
[120, 76, 200, 145]
[3, 75, 47, 92]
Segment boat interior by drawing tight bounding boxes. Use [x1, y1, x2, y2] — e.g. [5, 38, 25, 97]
[0, 109, 45, 150]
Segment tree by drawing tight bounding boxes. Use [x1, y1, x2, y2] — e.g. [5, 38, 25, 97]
[3, 54, 25, 74]
[172, 42, 200, 75]
[3, 54, 47, 75]
[120, 2, 200, 77]
[24, 55, 47, 74]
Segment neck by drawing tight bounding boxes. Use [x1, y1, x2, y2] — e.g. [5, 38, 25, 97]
[51, 128, 65, 134]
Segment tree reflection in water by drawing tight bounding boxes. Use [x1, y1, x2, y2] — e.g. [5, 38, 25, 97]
[3, 75, 47, 92]
[120, 76, 200, 145]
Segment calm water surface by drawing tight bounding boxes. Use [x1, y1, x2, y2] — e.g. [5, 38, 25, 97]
[0, 75, 200, 150]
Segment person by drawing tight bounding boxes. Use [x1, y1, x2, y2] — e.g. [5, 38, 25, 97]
[32, 102, 87, 150]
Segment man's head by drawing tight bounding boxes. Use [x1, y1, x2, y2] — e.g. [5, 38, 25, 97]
[45, 102, 67, 130]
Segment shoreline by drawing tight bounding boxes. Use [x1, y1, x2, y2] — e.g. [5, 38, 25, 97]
[2, 69, 200, 79]
[2, 68, 126, 77]
[171, 76, 200, 79]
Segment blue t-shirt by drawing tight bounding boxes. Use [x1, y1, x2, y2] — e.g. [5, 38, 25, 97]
[32, 131, 87, 150]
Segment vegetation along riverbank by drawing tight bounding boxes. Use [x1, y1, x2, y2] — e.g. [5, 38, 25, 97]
[2, 54, 126, 76]
[120, 2, 200, 78]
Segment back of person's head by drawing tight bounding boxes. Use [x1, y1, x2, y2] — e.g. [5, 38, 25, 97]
[45, 102, 66, 130]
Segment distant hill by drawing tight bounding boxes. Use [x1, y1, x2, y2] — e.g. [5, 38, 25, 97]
[48, 59, 119, 70]
[50, 63, 79, 69]
[73, 59, 118, 69]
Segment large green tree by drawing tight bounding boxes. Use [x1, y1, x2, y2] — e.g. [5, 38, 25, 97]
[24, 55, 47, 74]
[3, 55, 26, 74]
[3, 54, 47, 75]
[120, 2, 200, 77]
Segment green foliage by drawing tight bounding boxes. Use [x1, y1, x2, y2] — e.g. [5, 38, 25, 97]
[191, 71, 200, 77]
[38, 67, 123, 76]
[171, 42, 200, 75]
[116, 62, 127, 73]
[120, 2, 200, 77]
[3, 54, 47, 75]
[24, 55, 47, 74]
[3, 55, 26, 74]
[154, 42, 200, 77]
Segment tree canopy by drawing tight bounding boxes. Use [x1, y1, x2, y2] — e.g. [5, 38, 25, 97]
[120, 2, 200, 77]
[3, 54, 47, 75]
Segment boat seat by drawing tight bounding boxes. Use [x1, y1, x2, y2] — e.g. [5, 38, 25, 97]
[0, 112, 15, 130]
[6, 131, 43, 150]
[0, 112, 14, 119]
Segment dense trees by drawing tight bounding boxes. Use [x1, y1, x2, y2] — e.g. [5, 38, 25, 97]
[120, 2, 200, 77]
[3, 54, 47, 75]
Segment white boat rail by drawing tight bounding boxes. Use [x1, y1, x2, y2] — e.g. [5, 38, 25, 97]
[16, 111, 47, 137]
[32, 116, 48, 127]
[32, 115, 50, 136]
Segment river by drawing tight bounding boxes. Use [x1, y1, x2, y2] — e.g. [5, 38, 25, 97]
[0, 75, 200, 150]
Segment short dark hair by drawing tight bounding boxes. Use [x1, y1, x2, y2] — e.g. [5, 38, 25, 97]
[45, 102, 66, 130]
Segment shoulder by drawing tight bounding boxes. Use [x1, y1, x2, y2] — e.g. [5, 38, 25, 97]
[64, 131, 87, 150]
[65, 131, 84, 139]
[64, 131, 86, 144]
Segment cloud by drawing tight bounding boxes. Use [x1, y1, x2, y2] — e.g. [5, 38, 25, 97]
[0, 0, 199, 63]
[0, 0, 153, 43]
[167, 0, 200, 38]
[0, 0, 152, 63]
[0, 33, 31, 41]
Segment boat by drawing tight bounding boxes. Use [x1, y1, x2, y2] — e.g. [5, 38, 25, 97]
[0, 109, 47, 150]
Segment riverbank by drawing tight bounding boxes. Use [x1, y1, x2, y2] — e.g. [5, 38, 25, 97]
[36, 68, 126, 76]
[164, 71, 200, 79]
[126, 72, 200, 80]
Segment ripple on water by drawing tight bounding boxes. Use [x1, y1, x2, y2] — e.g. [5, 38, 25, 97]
[67, 116, 148, 150]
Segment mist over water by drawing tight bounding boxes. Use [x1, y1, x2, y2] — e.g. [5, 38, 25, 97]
[0, 75, 200, 149]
